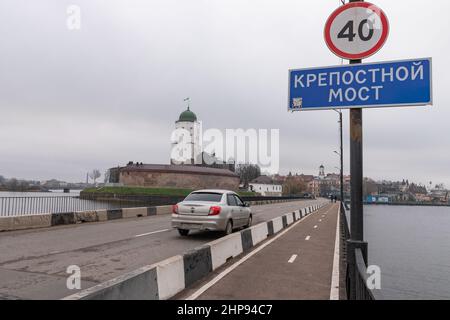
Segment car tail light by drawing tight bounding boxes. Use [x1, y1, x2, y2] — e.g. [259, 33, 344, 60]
[172, 204, 179, 214]
[208, 206, 221, 216]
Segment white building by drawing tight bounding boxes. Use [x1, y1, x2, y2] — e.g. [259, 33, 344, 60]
[249, 176, 283, 197]
[171, 106, 201, 165]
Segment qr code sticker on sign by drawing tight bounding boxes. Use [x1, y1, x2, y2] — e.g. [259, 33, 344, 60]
[293, 98, 303, 109]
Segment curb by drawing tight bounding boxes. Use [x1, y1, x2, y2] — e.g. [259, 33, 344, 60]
[62, 201, 328, 300]
[0, 206, 171, 232]
[0, 200, 300, 232]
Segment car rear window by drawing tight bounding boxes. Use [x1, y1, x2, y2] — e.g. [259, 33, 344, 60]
[184, 192, 223, 202]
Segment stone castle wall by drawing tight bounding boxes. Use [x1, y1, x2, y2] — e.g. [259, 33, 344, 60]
[119, 171, 239, 191]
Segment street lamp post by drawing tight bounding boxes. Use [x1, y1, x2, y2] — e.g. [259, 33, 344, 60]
[334, 110, 344, 204]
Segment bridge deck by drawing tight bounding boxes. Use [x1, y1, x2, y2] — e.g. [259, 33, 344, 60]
[183, 203, 340, 300]
[0, 200, 323, 300]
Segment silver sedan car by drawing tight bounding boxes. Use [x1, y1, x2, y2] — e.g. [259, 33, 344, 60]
[171, 189, 252, 236]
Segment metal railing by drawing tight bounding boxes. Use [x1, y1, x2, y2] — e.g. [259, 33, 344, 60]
[0, 194, 311, 217]
[355, 248, 375, 300]
[340, 202, 382, 300]
[0, 196, 150, 217]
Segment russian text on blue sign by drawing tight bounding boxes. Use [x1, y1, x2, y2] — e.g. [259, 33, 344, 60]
[288, 58, 432, 111]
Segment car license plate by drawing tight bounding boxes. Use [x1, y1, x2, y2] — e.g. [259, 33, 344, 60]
[182, 223, 201, 229]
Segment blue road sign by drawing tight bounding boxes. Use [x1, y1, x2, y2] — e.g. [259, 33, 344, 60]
[288, 58, 432, 111]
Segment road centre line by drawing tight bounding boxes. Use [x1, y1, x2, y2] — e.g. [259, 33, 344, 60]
[135, 229, 170, 238]
[288, 254, 298, 263]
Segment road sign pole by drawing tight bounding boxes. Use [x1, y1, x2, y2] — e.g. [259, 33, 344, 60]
[349, 97, 363, 243]
[339, 110, 344, 204]
[347, 0, 368, 301]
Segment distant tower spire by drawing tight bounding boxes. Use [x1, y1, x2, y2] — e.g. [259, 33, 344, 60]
[319, 165, 325, 178]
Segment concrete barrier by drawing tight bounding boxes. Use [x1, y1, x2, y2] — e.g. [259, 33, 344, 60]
[240, 229, 253, 251]
[122, 207, 148, 219]
[0, 205, 162, 232]
[209, 233, 243, 270]
[0, 214, 52, 232]
[156, 205, 172, 215]
[51, 212, 76, 226]
[155, 255, 185, 300]
[75, 211, 99, 223]
[272, 216, 284, 233]
[64, 265, 159, 300]
[63, 201, 329, 300]
[0, 199, 320, 232]
[106, 209, 123, 220]
[183, 246, 213, 288]
[286, 212, 294, 225]
[250, 222, 269, 246]
[95, 210, 108, 222]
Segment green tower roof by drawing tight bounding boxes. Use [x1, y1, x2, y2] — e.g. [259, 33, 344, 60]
[177, 107, 197, 122]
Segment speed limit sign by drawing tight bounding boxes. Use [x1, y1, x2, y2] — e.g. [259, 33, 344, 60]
[324, 2, 389, 60]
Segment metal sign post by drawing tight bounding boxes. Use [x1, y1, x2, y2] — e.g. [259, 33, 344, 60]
[348, 0, 366, 301]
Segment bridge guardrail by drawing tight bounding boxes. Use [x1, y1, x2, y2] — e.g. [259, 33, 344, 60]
[0, 197, 314, 232]
[340, 202, 382, 300]
[0, 194, 314, 217]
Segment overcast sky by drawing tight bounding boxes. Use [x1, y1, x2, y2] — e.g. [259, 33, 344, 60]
[0, 0, 449, 186]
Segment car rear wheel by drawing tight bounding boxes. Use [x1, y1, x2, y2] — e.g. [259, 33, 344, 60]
[224, 220, 233, 235]
[178, 229, 189, 236]
[245, 215, 252, 228]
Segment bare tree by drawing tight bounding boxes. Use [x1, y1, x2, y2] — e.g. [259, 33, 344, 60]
[236, 164, 261, 188]
[104, 169, 111, 184]
[6, 178, 18, 190]
[283, 176, 307, 196]
[89, 169, 101, 185]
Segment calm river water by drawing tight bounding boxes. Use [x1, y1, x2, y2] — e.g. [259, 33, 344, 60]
[365, 205, 450, 300]
[0, 190, 113, 216]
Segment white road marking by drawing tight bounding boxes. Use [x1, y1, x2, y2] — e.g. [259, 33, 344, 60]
[134, 229, 170, 238]
[288, 254, 298, 264]
[330, 204, 340, 300]
[305, 236, 311, 241]
[185, 208, 318, 300]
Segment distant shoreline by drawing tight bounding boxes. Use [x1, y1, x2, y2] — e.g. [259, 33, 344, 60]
[0, 188, 49, 192]
[0, 188, 83, 193]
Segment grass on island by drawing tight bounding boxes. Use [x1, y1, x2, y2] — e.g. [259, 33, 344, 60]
[82, 186, 258, 197]
[82, 186, 194, 197]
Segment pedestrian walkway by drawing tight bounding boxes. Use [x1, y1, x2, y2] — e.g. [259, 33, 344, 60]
[185, 203, 340, 300]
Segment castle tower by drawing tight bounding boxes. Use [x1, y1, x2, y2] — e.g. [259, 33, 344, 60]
[171, 105, 201, 165]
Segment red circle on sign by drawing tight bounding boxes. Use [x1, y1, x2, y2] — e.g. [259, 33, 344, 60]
[324, 2, 389, 60]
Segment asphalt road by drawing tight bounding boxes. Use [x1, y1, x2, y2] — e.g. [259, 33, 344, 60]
[0, 199, 324, 300]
